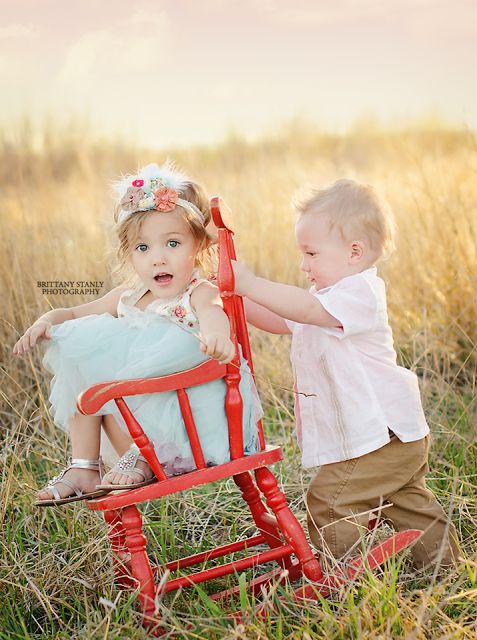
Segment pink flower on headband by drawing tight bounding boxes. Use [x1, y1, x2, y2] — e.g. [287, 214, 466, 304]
[154, 186, 178, 212]
[132, 179, 144, 188]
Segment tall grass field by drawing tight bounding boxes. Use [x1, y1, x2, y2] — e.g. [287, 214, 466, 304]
[1, 122, 476, 638]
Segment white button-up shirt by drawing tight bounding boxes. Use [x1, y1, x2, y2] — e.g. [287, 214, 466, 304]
[286, 267, 429, 467]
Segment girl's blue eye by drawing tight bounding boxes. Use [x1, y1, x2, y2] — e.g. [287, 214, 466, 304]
[136, 244, 148, 252]
[167, 240, 180, 248]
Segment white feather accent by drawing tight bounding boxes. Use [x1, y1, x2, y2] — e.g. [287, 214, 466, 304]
[117, 209, 129, 224]
[112, 160, 191, 199]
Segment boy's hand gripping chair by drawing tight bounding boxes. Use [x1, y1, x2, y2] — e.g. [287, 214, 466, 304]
[79, 198, 421, 632]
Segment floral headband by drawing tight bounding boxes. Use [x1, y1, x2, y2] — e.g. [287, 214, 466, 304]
[114, 162, 206, 225]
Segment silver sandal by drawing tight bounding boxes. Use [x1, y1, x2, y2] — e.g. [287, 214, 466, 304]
[96, 444, 157, 490]
[34, 457, 111, 507]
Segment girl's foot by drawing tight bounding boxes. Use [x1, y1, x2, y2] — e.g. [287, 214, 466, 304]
[97, 444, 156, 490]
[35, 458, 109, 506]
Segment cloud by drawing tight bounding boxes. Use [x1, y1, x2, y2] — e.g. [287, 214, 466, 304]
[408, 2, 477, 43]
[250, 0, 459, 26]
[0, 23, 38, 40]
[211, 82, 253, 102]
[56, 7, 171, 88]
[0, 23, 41, 87]
[250, 0, 388, 24]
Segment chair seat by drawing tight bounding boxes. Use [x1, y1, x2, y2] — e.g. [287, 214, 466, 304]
[87, 445, 283, 511]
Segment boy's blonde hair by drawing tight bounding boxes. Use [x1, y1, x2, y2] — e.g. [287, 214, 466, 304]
[112, 180, 216, 285]
[295, 178, 396, 259]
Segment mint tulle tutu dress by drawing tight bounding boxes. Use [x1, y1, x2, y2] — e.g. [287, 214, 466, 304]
[43, 273, 261, 474]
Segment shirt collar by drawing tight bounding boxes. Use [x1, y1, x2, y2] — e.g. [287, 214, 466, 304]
[311, 266, 377, 294]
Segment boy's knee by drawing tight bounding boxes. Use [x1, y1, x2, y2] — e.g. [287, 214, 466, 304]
[411, 522, 462, 570]
[307, 508, 364, 559]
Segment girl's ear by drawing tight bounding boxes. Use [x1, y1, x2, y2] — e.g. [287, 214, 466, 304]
[349, 241, 364, 263]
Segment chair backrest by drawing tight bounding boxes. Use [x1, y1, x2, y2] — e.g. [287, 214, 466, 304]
[78, 197, 265, 482]
[211, 197, 265, 455]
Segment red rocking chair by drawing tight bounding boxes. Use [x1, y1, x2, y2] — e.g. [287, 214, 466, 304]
[79, 198, 421, 633]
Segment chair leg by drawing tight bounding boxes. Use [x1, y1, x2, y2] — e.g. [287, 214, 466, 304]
[103, 509, 135, 589]
[234, 471, 298, 575]
[121, 505, 157, 624]
[255, 467, 323, 582]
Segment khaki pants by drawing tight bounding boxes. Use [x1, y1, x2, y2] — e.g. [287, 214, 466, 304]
[306, 434, 461, 568]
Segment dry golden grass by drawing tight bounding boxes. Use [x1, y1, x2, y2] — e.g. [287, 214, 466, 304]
[0, 121, 476, 638]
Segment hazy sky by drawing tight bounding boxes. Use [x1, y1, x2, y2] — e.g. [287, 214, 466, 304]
[1, 0, 476, 146]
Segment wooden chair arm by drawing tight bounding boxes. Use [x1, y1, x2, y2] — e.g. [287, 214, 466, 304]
[77, 359, 227, 415]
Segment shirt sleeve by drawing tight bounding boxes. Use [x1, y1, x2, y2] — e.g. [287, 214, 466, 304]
[315, 274, 380, 339]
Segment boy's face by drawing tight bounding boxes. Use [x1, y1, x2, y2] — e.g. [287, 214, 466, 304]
[295, 213, 360, 291]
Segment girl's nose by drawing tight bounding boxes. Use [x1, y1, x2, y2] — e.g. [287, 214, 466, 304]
[152, 252, 166, 265]
[300, 257, 309, 272]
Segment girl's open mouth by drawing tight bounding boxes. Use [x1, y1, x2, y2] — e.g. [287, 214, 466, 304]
[154, 273, 173, 286]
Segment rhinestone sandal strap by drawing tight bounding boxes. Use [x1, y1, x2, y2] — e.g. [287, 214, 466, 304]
[111, 446, 147, 479]
[129, 444, 147, 463]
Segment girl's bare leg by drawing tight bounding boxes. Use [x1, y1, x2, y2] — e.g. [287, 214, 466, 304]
[102, 414, 134, 456]
[37, 413, 103, 500]
[37, 413, 154, 500]
[100, 414, 153, 486]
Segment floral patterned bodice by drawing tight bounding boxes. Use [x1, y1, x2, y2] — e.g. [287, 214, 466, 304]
[117, 271, 206, 330]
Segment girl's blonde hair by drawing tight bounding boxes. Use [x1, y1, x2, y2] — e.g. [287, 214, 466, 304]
[294, 178, 396, 259]
[112, 180, 216, 285]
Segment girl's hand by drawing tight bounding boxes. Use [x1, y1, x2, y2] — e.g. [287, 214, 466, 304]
[13, 320, 53, 355]
[191, 281, 235, 364]
[200, 332, 235, 364]
[231, 260, 257, 296]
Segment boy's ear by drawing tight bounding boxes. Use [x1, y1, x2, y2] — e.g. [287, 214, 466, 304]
[349, 241, 364, 263]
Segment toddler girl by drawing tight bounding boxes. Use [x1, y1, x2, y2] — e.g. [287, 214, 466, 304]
[14, 162, 259, 506]
[232, 178, 461, 569]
